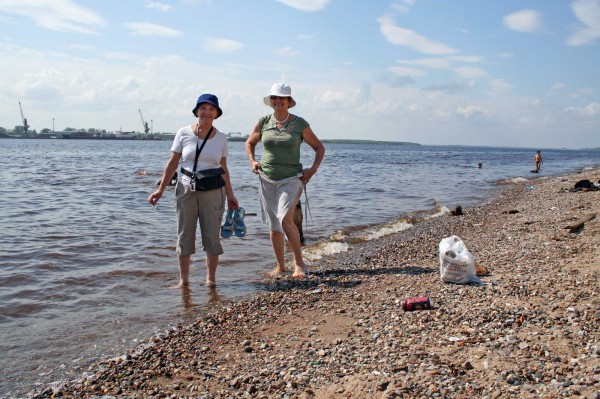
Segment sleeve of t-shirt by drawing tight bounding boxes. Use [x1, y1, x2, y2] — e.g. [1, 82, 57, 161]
[298, 117, 310, 130]
[222, 136, 228, 158]
[170, 128, 183, 153]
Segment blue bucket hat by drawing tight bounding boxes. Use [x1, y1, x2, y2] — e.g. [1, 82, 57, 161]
[192, 93, 223, 118]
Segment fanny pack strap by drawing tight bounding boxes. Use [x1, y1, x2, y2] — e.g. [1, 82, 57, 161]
[192, 126, 213, 174]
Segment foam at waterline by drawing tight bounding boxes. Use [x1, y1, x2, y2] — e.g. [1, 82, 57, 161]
[361, 220, 413, 241]
[509, 177, 528, 183]
[427, 205, 450, 219]
[304, 241, 350, 261]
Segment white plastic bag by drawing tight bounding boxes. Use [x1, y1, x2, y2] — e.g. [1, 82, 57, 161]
[439, 236, 482, 284]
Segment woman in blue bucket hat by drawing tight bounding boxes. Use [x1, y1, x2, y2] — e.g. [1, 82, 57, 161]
[246, 83, 325, 278]
[148, 94, 239, 288]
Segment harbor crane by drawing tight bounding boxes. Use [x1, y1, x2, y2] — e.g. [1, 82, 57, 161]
[138, 109, 150, 134]
[19, 101, 29, 133]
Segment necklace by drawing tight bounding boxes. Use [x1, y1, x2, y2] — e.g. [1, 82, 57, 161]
[273, 113, 290, 124]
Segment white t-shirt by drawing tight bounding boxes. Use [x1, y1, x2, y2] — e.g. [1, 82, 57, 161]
[171, 125, 228, 186]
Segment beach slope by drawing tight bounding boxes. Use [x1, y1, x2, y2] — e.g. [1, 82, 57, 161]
[36, 169, 600, 399]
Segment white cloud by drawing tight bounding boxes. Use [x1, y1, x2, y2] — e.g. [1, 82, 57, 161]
[422, 80, 474, 93]
[457, 105, 491, 118]
[454, 66, 488, 79]
[497, 52, 513, 59]
[566, 102, 600, 115]
[201, 37, 244, 52]
[503, 9, 543, 33]
[66, 44, 95, 53]
[576, 87, 594, 96]
[390, 0, 415, 14]
[316, 90, 348, 106]
[398, 58, 451, 69]
[378, 16, 459, 55]
[0, 0, 105, 34]
[567, 0, 600, 45]
[124, 22, 182, 37]
[275, 0, 329, 12]
[397, 55, 482, 70]
[389, 66, 427, 77]
[277, 46, 299, 56]
[103, 51, 144, 62]
[449, 55, 482, 63]
[490, 79, 513, 91]
[144, 1, 172, 12]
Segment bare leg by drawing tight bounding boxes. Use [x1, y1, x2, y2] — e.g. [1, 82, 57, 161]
[172, 255, 191, 288]
[206, 253, 219, 287]
[268, 230, 287, 276]
[281, 197, 307, 277]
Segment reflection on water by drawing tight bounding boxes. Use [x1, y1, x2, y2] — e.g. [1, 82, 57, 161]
[1, 139, 600, 397]
[177, 286, 222, 311]
[181, 286, 194, 310]
[207, 287, 222, 304]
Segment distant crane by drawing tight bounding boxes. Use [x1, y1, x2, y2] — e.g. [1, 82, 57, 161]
[19, 101, 29, 133]
[138, 109, 150, 134]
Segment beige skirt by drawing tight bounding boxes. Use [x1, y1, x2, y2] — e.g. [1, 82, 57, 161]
[258, 172, 303, 233]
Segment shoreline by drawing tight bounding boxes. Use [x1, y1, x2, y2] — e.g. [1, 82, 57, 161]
[32, 168, 599, 399]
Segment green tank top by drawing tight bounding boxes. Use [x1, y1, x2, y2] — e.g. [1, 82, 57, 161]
[259, 114, 309, 180]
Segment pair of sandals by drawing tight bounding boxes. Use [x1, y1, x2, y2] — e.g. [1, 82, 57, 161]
[221, 207, 246, 238]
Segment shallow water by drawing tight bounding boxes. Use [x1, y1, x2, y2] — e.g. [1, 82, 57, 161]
[1, 138, 599, 397]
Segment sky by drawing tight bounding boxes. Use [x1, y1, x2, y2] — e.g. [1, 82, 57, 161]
[0, 0, 599, 149]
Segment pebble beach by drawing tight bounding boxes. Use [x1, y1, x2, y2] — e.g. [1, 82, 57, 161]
[33, 168, 600, 399]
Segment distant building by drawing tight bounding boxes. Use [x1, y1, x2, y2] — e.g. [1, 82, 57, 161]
[115, 131, 136, 139]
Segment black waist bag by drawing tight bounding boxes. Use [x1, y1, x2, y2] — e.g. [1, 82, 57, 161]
[182, 167, 226, 191]
[184, 127, 226, 191]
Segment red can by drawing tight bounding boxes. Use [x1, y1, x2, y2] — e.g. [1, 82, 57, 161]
[401, 296, 432, 311]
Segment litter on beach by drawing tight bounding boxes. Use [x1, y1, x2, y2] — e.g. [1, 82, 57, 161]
[439, 235, 482, 284]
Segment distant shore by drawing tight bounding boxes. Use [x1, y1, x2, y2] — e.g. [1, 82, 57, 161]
[32, 167, 599, 398]
[0, 134, 421, 145]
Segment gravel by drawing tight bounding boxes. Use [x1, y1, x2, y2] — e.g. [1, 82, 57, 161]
[32, 169, 600, 399]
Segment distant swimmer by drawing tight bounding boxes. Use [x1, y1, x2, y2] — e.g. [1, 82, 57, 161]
[534, 151, 543, 173]
[460, 163, 482, 169]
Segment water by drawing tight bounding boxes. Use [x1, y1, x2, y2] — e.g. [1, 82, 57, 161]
[1, 138, 599, 397]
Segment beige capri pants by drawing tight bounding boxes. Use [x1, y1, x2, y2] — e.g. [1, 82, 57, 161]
[175, 183, 225, 256]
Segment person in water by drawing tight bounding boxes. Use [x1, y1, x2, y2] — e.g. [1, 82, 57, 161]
[245, 83, 325, 277]
[148, 94, 238, 288]
[534, 151, 543, 173]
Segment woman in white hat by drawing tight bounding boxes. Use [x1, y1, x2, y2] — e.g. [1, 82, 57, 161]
[245, 83, 325, 277]
[148, 94, 238, 288]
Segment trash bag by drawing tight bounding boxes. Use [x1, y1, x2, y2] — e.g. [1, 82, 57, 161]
[439, 236, 482, 284]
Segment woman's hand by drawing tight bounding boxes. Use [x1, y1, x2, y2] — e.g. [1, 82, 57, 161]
[227, 195, 239, 210]
[251, 161, 262, 174]
[301, 167, 316, 184]
[148, 190, 163, 206]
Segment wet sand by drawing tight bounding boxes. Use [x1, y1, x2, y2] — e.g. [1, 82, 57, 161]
[34, 168, 600, 399]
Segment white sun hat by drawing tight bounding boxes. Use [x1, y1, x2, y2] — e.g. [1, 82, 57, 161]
[263, 82, 296, 108]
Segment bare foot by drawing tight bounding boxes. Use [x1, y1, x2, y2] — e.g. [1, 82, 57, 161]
[292, 265, 309, 278]
[205, 280, 216, 288]
[169, 281, 189, 289]
[268, 267, 286, 277]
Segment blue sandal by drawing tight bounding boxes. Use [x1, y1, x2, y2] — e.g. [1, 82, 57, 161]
[221, 209, 235, 238]
[233, 207, 246, 238]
